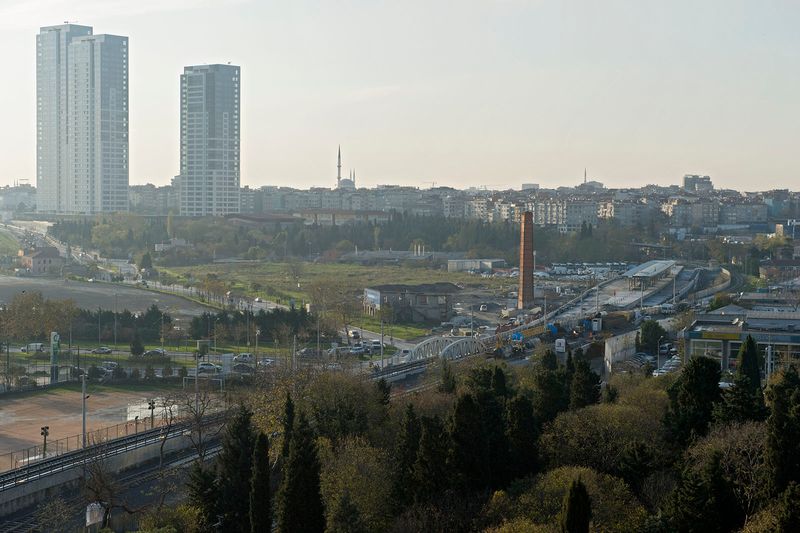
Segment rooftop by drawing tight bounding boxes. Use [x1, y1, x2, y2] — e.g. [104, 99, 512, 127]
[623, 260, 676, 279]
[366, 282, 461, 294]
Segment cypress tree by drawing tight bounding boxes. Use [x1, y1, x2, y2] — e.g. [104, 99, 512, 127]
[560, 478, 591, 533]
[765, 366, 800, 495]
[218, 405, 257, 533]
[541, 349, 558, 371]
[664, 356, 722, 445]
[326, 491, 367, 533]
[250, 433, 271, 533]
[187, 461, 218, 529]
[491, 365, 509, 398]
[506, 394, 538, 479]
[713, 373, 768, 424]
[438, 357, 457, 393]
[392, 404, 421, 510]
[449, 394, 487, 490]
[277, 413, 325, 533]
[412, 416, 449, 502]
[281, 392, 295, 457]
[532, 367, 569, 425]
[737, 335, 761, 391]
[375, 378, 391, 405]
[569, 360, 601, 410]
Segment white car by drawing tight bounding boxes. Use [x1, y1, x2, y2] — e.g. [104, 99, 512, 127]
[254, 297, 263, 303]
[197, 362, 221, 374]
[233, 353, 253, 363]
[257, 358, 275, 367]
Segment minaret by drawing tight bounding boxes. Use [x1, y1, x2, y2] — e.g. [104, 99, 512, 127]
[584, 168, 587, 184]
[353, 169, 356, 188]
[337, 145, 342, 185]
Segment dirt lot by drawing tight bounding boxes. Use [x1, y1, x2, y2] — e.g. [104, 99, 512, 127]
[0, 384, 177, 454]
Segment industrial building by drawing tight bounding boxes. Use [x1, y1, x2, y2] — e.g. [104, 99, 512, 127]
[363, 283, 461, 323]
[684, 311, 800, 372]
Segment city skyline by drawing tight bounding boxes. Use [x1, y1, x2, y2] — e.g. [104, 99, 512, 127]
[1, 1, 799, 191]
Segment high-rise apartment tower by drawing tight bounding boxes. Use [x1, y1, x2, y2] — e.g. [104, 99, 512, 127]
[36, 24, 129, 213]
[179, 64, 241, 216]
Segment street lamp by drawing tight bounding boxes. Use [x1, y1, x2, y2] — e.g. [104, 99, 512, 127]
[40, 426, 49, 458]
[148, 399, 156, 429]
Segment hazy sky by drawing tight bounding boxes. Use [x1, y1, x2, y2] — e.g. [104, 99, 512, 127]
[1, 0, 798, 191]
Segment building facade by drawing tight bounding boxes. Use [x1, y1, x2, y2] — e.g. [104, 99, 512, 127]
[37, 24, 129, 213]
[179, 64, 241, 216]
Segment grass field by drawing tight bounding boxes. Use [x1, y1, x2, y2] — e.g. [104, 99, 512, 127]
[0, 230, 19, 256]
[164, 261, 507, 304]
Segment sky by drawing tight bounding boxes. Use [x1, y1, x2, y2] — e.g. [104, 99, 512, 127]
[0, 0, 798, 191]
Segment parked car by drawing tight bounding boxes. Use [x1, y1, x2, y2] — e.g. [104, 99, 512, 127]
[370, 340, 384, 352]
[349, 344, 366, 356]
[100, 361, 119, 372]
[254, 297, 263, 302]
[232, 363, 255, 374]
[349, 330, 361, 341]
[92, 347, 113, 355]
[479, 304, 488, 312]
[233, 353, 253, 363]
[257, 358, 275, 367]
[143, 349, 166, 357]
[197, 362, 221, 374]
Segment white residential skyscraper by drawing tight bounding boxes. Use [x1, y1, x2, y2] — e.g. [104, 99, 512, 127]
[36, 24, 129, 214]
[179, 64, 241, 216]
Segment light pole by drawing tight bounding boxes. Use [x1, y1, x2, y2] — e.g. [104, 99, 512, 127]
[148, 399, 156, 429]
[81, 374, 88, 448]
[40, 426, 49, 458]
[113, 293, 118, 350]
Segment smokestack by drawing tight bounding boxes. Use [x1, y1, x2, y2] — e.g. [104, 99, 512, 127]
[518, 211, 534, 310]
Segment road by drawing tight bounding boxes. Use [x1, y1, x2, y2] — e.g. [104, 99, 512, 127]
[0, 276, 211, 322]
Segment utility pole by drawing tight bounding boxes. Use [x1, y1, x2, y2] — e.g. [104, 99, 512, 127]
[292, 335, 297, 371]
[380, 318, 385, 369]
[81, 374, 87, 448]
[113, 293, 118, 350]
[98, 307, 101, 346]
[40, 426, 49, 458]
[148, 399, 156, 429]
[673, 275, 677, 305]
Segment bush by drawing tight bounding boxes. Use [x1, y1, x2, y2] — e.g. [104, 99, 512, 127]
[178, 366, 188, 378]
[130, 368, 141, 380]
[162, 364, 173, 377]
[145, 365, 156, 380]
[112, 366, 126, 380]
[130, 335, 144, 356]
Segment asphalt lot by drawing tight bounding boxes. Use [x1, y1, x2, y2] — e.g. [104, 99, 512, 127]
[0, 275, 211, 321]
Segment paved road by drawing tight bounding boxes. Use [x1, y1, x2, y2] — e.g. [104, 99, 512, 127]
[0, 276, 211, 322]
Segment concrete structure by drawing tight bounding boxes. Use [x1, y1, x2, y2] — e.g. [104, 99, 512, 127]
[518, 211, 534, 309]
[363, 282, 461, 323]
[37, 24, 129, 214]
[179, 64, 241, 216]
[623, 260, 676, 289]
[18, 247, 63, 275]
[447, 258, 506, 273]
[684, 311, 800, 372]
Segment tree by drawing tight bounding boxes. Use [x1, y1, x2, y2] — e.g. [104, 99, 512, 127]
[531, 367, 568, 425]
[738, 335, 761, 391]
[326, 491, 367, 533]
[281, 393, 295, 457]
[217, 405, 257, 533]
[765, 366, 800, 495]
[775, 482, 800, 532]
[541, 349, 558, 371]
[139, 252, 153, 270]
[668, 452, 744, 533]
[412, 416, 450, 502]
[559, 478, 592, 533]
[250, 433, 271, 533]
[375, 378, 391, 405]
[277, 413, 325, 533]
[491, 365, 510, 398]
[187, 462, 218, 529]
[449, 394, 487, 490]
[640, 320, 667, 355]
[506, 395, 538, 479]
[130, 333, 144, 356]
[438, 357, 457, 394]
[392, 404, 421, 510]
[713, 373, 768, 424]
[664, 356, 721, 446]
[569, 360, 601, 410]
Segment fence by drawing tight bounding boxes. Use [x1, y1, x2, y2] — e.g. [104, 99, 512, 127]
[0, 416, 171, 473]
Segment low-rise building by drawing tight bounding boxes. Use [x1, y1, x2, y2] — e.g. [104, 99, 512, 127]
[684, 311, 800, 372]
[18, 246, 63, 275]
[363, 282, 461, 323]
